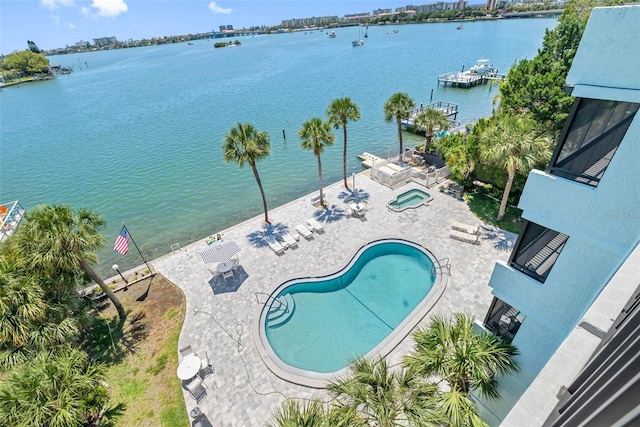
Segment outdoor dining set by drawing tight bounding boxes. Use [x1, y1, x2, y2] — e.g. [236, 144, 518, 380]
[177, 345, 214, 403]
[199, 239, 243, 284]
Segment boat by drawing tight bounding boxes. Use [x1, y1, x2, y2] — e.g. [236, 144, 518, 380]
[457, 24, 464, 30]
[388, 28, 399, 34]
[352, 25, 364, 47]
[329, 31, 336, 38]
[469, 59, 499, 76]
[187, 42, 194, 45]
[364, 25, 369, 38]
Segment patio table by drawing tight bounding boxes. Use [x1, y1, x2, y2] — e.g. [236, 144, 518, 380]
[177, 354, 201, 380]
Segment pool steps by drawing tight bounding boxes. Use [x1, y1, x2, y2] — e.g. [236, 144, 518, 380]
[266, 294, 295, 328]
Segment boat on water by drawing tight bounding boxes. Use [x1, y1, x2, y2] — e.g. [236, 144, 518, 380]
[457, 24, 464, 30]
[388, 28, 399, 34]
[329, 31, 336, 38]
[469, 59, 499, 76]
[352, 25, 364, 46]
[364, 25, 369, 38]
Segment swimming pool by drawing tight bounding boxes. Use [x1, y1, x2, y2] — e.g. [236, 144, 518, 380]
[387, 188, 433, 212]
[255, 239, 446, 387]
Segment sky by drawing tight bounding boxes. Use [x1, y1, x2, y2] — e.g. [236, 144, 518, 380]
[0, 0, 481, 54]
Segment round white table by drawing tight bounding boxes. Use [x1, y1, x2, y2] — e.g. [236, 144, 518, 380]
[350, 203, 366, 212]
[177, 354, 201, 380]
[217, 260, 234, 273]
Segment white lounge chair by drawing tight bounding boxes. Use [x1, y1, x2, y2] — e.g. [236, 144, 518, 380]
[450, 230, 480, 245]
[281, 232, 299, 248]
[268, 239, 285, 254]
[451, 221, 480, 235]
[296, 224, 313, 240]
[307, 218, 324, 232]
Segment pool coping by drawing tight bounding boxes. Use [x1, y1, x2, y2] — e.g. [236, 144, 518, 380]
[387, 188, 434, 212]
[251, 237, 448, 389]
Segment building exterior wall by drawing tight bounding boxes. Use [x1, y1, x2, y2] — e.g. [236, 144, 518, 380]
[474, 5, 640, 425]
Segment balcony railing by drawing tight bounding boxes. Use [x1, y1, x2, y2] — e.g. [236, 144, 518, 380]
[509, 221, 568, 283]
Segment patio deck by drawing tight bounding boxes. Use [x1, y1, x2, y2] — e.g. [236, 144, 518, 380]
[151, 172, 517, 426]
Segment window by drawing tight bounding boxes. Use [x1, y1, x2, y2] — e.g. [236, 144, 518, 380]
[509, 221, 568, 283]
[484, 297, 524, 343]
[548, 98, 639, 187]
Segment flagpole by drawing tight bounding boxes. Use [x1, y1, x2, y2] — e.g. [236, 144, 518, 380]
[122, 223, 152, 272]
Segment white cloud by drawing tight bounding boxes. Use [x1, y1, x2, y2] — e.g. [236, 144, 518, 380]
[68, 22, 76, 29]
[40, 0, 75, 10]
[208, 2, 232, 14]
[50, 14, 61, 27]
[90, 0, 128, 17]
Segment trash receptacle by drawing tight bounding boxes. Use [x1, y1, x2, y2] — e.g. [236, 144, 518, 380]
[190, 407, 203, 420]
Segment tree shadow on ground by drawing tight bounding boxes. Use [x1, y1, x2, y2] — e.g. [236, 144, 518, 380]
[481, 225, 518, 252]
[338, 188, 371, 204]
[314, 204, 348, 222]
[83, 310, 148, 365]
[97, 402, 126, 427]
[245, 222, 289, 248]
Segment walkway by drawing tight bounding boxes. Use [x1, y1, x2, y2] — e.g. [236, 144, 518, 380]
[152, 172, 517, 426]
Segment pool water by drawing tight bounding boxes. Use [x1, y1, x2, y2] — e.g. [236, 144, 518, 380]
[389, 189, 432, 211]
[263, 241, 436, 374]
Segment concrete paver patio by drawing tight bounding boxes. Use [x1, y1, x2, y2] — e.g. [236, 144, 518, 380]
[152, 172, 516, 426]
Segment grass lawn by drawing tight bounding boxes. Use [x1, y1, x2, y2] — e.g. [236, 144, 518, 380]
[466, 193, 524, 234]
[83, 275, 188, 427]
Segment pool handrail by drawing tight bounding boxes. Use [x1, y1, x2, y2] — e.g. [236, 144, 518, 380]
[255, 292, 288, 313]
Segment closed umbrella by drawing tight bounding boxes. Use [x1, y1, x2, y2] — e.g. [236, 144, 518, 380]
[199, 240, 241, 264]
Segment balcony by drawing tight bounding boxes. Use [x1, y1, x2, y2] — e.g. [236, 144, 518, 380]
[509, 221, 568, 283]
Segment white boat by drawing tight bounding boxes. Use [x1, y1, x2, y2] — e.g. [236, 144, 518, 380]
[469, 59, 498, 75]
[329, 31, 336, 38]
[352, 24, 364, 47]
[457, 24, 464, 30]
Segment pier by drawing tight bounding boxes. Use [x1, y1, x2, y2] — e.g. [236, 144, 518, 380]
[402, 101, 459, 130]
[437, 71, 503, 88]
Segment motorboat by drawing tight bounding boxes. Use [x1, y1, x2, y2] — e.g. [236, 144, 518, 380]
[329, 31, 336, 38]
[469, 59, 498, 75]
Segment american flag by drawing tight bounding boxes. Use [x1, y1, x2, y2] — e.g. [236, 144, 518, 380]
[114, 226, 129, 255]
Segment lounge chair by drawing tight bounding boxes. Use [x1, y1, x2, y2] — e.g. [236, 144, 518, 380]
[307, 218, 324, 232]
[451, 222, 480, 235]
[296, 224, 314, 240]
[199, 351, 214, 378]
[179, 345, 194, 360]
[449, 230, 480, 245]
[281, 232, 299, 248]
[268, 239, 285, 254]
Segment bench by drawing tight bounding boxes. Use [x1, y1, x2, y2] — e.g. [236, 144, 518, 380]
[310, 195, 327, 206]
[450, 230, 480, 245]
[451, 221, 480, 235]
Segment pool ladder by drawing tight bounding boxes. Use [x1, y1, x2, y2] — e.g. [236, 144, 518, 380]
[255, 292, 296, 328]
[436, 257, 452, 276]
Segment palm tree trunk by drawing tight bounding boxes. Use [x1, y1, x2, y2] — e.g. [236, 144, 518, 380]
[342, 125, 349, 189]
[317, 154, 324, 205]
[251, 162, 270, 224]
[498, 168, 516, 221]
[79, 258, 126, 321]
[397, 119, 404, 164]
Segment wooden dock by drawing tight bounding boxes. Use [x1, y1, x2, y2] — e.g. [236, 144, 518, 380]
[437, 71, 505, 88]
[402, 101, 459, 130]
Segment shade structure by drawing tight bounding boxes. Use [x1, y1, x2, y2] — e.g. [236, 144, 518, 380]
[199, 240, 241, 264]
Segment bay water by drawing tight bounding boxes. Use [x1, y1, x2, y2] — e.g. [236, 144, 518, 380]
[0, 19, 556, 275]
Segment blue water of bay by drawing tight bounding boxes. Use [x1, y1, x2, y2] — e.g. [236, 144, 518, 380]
[0, 19, 556, 275]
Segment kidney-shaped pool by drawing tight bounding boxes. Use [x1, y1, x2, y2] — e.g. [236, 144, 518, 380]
[255, 238, 446, 387]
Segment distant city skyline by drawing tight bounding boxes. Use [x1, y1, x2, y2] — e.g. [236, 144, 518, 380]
[1, 0, 485, 54]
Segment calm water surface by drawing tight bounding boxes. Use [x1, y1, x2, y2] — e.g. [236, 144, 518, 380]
[0, 19, 555, 275]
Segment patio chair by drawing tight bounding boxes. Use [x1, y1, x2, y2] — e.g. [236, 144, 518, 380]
[179, 345, 194, 360]
[449, 230, 480, 245]
[307, 218, 324, 232]
[199, 351, 214, 378]
[222, 269, 235, 283]
[186, 376, 207, 402]
[295, 224, 314, 240]
[345, 207, 354, 217]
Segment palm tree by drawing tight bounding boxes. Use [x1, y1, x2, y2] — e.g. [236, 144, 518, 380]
[327, 98, 361, 189]
[328, 356, 445, 427]
[404, 313, 520, 426]
[299, 118, 335, 206]
[0, 348, 108, 427]
[413, 107, 450, 152]
[223, 122, 272, 223]
[383, 92, 415, 164]
[13, 205, 126, 321]
[479, 113, 552, 220]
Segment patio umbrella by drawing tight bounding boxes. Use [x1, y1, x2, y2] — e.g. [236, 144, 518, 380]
[199, 240, 241, 264]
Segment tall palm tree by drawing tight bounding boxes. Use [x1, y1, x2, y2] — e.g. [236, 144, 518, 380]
[404, 313, 520, 426]
[299, 118, 335, 207]
[13, 205, 126, 321]
[223, 122, 272, 223]
[327, 97, 361, 189]
[383, 92, 415, 164]
[479, 113, 552, 220]
[328, 356, 445, 427]
[413, 107, 450, 152]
